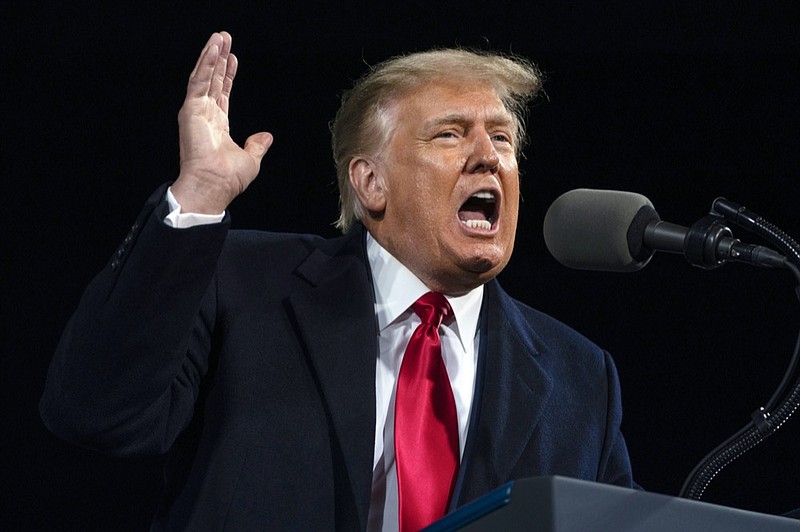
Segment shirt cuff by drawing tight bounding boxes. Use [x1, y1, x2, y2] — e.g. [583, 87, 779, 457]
[164, 187, 225, 228]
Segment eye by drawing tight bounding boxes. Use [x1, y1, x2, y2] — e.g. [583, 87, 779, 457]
[435, 130, 459, 139]
[491, 133, 512, 144]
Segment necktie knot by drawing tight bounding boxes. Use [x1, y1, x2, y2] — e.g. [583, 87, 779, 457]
[412, 291, 451, 328]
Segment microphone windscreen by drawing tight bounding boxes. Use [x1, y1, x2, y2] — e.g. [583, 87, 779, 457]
[543, 188, 660, 272]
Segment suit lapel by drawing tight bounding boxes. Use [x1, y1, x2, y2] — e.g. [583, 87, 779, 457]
[286, 228, 377, 530]
[456, 280, 555, 506]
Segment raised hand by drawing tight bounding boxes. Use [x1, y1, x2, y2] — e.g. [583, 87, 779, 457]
[171, 32, 273, 214]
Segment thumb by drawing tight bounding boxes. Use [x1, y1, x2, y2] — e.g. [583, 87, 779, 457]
[244, 131, 274, 162]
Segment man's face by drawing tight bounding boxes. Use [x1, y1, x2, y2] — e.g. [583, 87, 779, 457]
[367, 79, 521, 295]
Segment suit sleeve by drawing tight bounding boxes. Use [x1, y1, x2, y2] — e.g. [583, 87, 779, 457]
[40, 184, 229, 456]
[596, 350, 638, 488]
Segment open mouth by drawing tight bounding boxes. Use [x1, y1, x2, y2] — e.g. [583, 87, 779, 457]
[458, 191, 497, 231]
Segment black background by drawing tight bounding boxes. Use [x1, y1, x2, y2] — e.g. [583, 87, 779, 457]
[4, 1, 799, 529]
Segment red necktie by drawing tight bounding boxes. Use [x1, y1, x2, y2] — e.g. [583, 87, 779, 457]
[395, 292, 459, 532]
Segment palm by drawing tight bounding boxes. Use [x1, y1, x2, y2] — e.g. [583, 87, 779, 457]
[180, 96, 253, 185]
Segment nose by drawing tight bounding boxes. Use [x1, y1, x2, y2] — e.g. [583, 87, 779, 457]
[466, 132, 500, 175]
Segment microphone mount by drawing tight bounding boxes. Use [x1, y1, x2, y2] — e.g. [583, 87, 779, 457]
[682, 215, 734, 269]
[642, 214, 788, 270]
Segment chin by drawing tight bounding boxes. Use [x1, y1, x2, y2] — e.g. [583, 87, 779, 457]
[462, 256, 496, 274]
[457, 256, 510, 289]
[436, 243, 512, 291]
[461, 243, 511, 274]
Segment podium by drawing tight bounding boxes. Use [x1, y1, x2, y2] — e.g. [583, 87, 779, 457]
[425, 476, 798, 531]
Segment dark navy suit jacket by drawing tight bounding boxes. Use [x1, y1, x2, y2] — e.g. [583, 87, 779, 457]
[41, 185, 635, 530]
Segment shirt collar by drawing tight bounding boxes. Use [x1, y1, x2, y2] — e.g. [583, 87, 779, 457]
[366, 232, 483, 349]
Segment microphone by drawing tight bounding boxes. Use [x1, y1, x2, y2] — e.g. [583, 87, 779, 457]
[542, 188, 787, 272]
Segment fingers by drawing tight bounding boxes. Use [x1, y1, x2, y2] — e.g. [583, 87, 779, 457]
[187, 33, 221, 97]
[208, 32, 232, 103]
[186, 32, 234, 104]
[219, 53, 238, 115]
[188, 33, 219, 80]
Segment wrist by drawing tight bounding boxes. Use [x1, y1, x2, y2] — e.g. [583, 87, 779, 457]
[171, 174, 232, 214]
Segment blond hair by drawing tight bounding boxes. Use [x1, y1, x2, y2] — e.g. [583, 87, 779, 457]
[330, 48, 543, 232]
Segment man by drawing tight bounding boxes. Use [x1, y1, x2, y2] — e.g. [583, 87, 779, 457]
[41, 32, 635, 530]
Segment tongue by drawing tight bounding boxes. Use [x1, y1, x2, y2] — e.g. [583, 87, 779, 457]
[458, 206, 488, 222]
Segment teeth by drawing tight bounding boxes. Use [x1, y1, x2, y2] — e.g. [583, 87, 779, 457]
[464, 220, 492, 230]
[472, 191, 495, 201]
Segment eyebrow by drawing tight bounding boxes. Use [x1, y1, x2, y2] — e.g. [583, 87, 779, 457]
[423, 112, 516, 136]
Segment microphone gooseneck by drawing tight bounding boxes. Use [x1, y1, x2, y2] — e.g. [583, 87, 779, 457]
[680, 199, 800, 501]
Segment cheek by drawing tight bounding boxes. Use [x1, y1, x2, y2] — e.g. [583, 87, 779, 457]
[502, 166, 520, 205]
[386, 180, 435, 235]
[508, 198, 520, 223]
[410, 168, 455, 218]
[501, 182, 520, 236]
[503, 180, 520, 212]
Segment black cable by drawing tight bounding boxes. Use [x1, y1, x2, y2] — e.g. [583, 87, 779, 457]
[679, 203, 800, 501]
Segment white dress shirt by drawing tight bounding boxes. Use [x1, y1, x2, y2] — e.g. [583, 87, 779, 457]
[163, 189, 483, 531]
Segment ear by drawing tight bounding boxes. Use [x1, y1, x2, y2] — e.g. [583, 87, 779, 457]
[348, 156, 386, 216]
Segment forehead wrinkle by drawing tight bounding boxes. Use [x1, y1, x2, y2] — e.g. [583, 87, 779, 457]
[424, 110, 514, 131]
